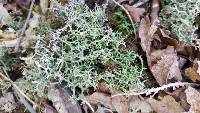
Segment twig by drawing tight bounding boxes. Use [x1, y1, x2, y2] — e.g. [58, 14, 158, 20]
[0, 72, 37, 106]
[111, 0, 137, 37]
[111, 82, 199, 97]
[132, 0, 149, 8]
[14, 0, 35, 52]
[16, 91, 37, 113]
[82, 99, 95, 113]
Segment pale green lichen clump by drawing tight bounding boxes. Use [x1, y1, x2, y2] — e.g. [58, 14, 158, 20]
[19, 0, 145, 97]
[160, 0, 200, 44]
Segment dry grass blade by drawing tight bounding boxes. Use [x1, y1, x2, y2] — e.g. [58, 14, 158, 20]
[0, 72, 37, 106]
[14, 0, 35, 52]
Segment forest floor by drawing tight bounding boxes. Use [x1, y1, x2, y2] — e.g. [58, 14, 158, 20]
[0, 0, 200, 113]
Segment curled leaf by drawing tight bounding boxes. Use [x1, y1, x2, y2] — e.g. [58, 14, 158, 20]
[147, 95, 184, 113]
[86, 92, 115, 110]
[185, 86, 200, 113]
[0, 92, 16, 113]
[151, 46, 182, 86]
[139, 16, 158, 54]
[185, 62, 200, 82]
[48, 84, 82, 113]
[124, 4, 145, 22]
[111, 90, 128, 113]
[0, 34, 17, 41]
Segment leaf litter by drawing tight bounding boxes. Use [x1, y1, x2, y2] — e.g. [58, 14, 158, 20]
[0, 0, 200, 113]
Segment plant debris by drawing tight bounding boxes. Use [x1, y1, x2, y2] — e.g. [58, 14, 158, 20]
[0, 0, 200, 113]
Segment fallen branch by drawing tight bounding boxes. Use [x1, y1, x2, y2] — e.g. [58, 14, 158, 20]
[112, 82, 199, 97]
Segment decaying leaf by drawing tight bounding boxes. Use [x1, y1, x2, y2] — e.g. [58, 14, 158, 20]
[111, 90, 129, 113]
[129, 95, 153, 113]
[159, 29, 181, 49]
[139, 15, 182, 87]
[151, 46, 182, 86]
[150, 0, 159, 23]
[45, 104, 58, 113]
[40, 0, 49, 14]
[0, 3, 12, 27]
[48, 84, 82, 113]
[139, 16, 159, 54]
[86, 92, 115, 111]
[185, 86, 200, 113]
[97, 80, 109, 93]
[185, 62, 200, 82]
[58, 0, 68, 5]
[124, 4, 145, 22]
[0, 34, 17, 41]
[147, 95, 184, 113]
[16, 0, 31, 10]
[0, 92, 16, 113]
[0, 38, 19, 47]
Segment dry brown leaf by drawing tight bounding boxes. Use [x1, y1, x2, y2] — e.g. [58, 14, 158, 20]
[0, 38, 19, 47]
[40, 0, 48, 14]
[159, 29, 181, 49]
[129, 95, 153, 113]
[111, 90, 129, 113]
[86, 92, 115, 110]
[0, 92, 16, 113]
[3, 1, 23, 15]
[16, 0, 31, 10]
[185, 86, 200, 113]
[147, 95, 184, 113]
[48, 84, 82, 113]
[97, 80, 109, 93]
[0, 3, 12, 27]
[185, 62, 200, 82]
[151, 46, 182, 86]
[58, 0, 68, 5]
[150, 0, 159, 22]
[0, 34, 17, 41]
[45, 104, 58, 113]
[124, 4, 145, 22]
[139, 16, 159, 54]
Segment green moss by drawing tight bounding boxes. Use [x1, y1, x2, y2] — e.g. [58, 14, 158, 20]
[20, 0, 145, 97]
[110, 9, 134, 37]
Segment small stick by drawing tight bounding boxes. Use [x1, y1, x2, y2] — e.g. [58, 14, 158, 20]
[82, 99, 95, 113]
[0, 72, 37, 106]
[132, 0, 149, 8]
[14, 0, 35, 52]
[17, 91, 37, 113]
